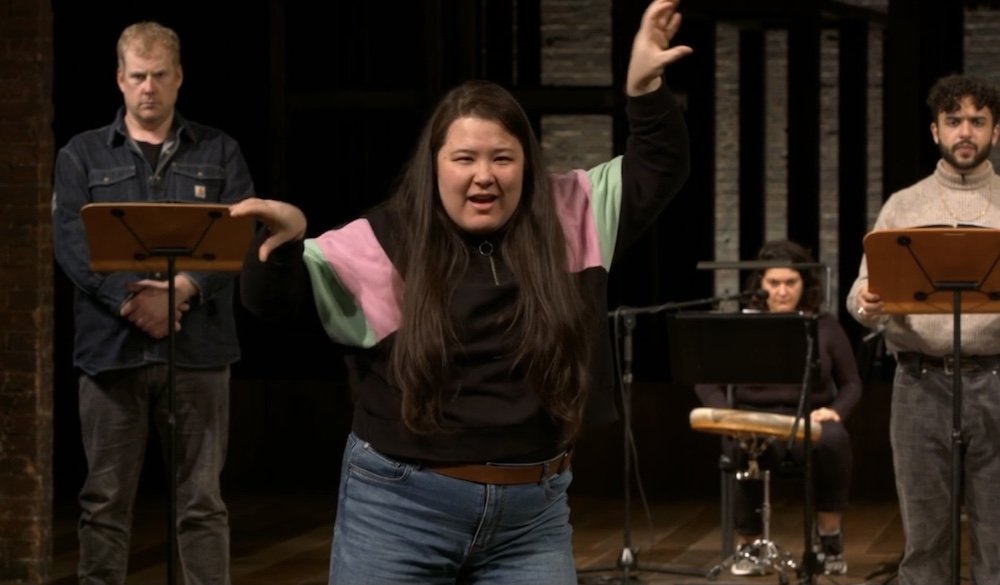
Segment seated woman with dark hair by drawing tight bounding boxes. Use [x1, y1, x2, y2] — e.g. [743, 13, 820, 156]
[695, 239, 863, 577]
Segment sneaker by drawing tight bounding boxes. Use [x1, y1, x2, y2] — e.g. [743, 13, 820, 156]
[731, 543, 766, 576]
[822, 553, 848, 575]
[818, 532, 847, 575]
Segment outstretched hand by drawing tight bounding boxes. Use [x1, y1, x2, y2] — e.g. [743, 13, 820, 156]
[229, 197, 308, 262]
[627, 0, 693, 96]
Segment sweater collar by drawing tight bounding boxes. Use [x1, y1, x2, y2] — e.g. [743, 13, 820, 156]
[934, 159, 995, 191]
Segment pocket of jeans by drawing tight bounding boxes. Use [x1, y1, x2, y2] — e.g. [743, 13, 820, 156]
[543, 466, 573, 501]
[895, 361, 923, 387]
[348, 441, 414, 484]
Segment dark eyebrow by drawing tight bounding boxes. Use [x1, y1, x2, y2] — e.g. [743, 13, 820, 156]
[944, 114, 987, 121]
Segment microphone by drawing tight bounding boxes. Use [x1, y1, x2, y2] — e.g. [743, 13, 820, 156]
[723, 288, 769, 303]
[607, 288, 770, 318]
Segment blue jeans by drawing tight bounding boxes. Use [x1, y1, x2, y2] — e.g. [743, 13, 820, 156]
[77, 364, 231, 585]
[329, 433, 577, 585]
[891, 356, 1000, 585]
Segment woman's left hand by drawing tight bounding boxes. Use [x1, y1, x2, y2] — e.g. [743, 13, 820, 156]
[810, 407, 841, 423]
[626, 0, 693, 96]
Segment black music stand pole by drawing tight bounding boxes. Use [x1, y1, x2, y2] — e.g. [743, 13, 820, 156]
[80, 202, 253, 585]
[578, 292, 766, 585]
[788, 317, 818, 585]
[163, 249, 181, 585]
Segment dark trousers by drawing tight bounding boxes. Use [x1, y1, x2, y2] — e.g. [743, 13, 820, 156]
[77, 364, 231, 585]
[723, 418, 852, 537]
[891, 356, 1000, 585]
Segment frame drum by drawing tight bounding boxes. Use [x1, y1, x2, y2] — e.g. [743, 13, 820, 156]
[689, 407, 822, 442]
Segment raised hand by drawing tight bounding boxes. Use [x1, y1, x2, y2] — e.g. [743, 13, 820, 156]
[229, 197, 308, 262]
[627, 0, 693, 96]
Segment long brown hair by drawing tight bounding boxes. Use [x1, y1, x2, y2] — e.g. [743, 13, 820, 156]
[385, 80, 591, 444]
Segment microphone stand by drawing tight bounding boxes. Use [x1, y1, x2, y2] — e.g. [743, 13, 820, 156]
[579, 290, 765, 584]
[781, 316, 819, 585]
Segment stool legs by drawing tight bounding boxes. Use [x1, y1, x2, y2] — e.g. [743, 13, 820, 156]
[708, 469, 799, 584]
[752, 470, 798, 575]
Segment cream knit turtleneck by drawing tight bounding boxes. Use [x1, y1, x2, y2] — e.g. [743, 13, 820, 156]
[848, 159, 1000, 356]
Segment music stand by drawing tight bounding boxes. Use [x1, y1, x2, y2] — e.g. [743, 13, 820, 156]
[579, 293, 765, 585]
[80, 202, 253, 585]
[667, 311, 822, 585]
[864, 227, 1000, 585]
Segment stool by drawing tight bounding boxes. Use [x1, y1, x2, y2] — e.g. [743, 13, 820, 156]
[690, 407, 823, 584]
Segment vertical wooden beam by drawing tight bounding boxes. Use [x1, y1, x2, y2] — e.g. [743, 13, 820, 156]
[482, 0, 515, 85]
[516, 0, 542, 87]
[786, 16, 821, 254]
[838, 18, 869, 340]
[269, 0, 287, 200]
[424, 0, 445, 107]
[884, 0, 963, 196]
[516, 0, 542, 134]
[611, 0, 642, 156]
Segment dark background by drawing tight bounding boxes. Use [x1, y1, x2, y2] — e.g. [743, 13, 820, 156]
[48, 0, 970, 505]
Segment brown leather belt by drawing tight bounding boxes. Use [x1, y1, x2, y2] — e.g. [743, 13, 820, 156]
[427, 450, 573, 485]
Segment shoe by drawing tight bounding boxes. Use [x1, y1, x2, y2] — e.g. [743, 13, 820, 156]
[731, 543, 766, 576]
[819, 532, 847, 575]
[822, 553, 848, 575]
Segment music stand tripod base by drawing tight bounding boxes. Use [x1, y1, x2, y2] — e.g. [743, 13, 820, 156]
[579, 310, 714, 584]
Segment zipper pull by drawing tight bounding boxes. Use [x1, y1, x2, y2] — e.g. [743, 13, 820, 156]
[478, 241, 500, 285]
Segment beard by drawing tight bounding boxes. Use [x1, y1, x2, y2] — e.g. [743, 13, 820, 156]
[940, 140, 993, 172]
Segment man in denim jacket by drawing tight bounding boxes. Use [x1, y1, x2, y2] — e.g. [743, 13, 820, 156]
[52, 21, 253, 585]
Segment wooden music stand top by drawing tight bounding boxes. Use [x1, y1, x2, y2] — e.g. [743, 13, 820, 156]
[863, 227, 1000, 314]
[80, 202, 255, 272]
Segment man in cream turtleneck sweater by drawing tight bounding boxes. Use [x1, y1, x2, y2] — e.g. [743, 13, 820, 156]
[848, 74, 1000, 585]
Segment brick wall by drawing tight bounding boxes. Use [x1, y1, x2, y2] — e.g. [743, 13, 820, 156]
[965, 6, 1000, 173]
[539, 1, 894, 313]
[542, 1, 1000, 317]
[0, 0, 55, 583]
[713, 2, 888, 312]
[540, 0, 613, 174]
[713, 3, 1000, 312]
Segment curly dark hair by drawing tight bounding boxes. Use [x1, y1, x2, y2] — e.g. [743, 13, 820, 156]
[744, 239, 824, 313]
[927, 74, 1000, 124]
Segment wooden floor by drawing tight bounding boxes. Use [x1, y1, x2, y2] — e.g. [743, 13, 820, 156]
[48, 489, 963, 585]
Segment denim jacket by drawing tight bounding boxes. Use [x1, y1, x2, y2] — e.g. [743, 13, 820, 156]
[52, 108, 254, 376]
